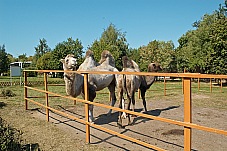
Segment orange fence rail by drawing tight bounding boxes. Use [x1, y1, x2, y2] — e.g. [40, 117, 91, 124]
[23, 70, 227, 151]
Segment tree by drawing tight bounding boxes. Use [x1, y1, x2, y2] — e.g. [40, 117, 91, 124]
[207, 16, 227, 74]
[176, 5, 227, 74]
[33, 38, 51, 66]
[0, 45, 10, 75]
[36, 52, 52, 70]
[7, 53, 16, 63]
[18, 53, 28, 62]
[89, 24, 128, 70]
[138, 40, 175, 72]
[50, 37, 84, 71]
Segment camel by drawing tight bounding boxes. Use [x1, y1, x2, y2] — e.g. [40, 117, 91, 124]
[117, 57, 162, 128]
[117, 56, 141, 128]
[139, 62, 162, 112]
[77, 50, 118, 115]
[61, 50, 118, 122]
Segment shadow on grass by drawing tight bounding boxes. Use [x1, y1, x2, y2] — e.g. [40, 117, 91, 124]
[0, 102, 6, 108]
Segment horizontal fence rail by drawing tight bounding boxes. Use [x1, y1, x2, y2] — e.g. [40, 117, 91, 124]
[23, 70, 227, 151]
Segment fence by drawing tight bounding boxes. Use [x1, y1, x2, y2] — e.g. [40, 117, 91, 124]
[23, 70, 227, 151]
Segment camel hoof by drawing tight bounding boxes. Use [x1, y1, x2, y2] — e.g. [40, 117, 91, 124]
[117, 123, 125, 129]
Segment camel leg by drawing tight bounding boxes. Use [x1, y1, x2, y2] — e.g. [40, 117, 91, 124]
[88, 105, 94, 122]
[82, 86, 96, 123]
[107, 84, 117, 116]
[117, 90, 124, 129]
[140, 89, 147, 112]
[131, 92, 137, 118]
[125, 93, 132, 125]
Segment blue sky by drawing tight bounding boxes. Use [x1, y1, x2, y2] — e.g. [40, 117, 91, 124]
[0, 0, 224, 57]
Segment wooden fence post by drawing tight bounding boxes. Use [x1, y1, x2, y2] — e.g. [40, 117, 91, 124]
[138, 89, 141, 99]
[198, 78, 200, 91]
[24, 71, 28, 110]
[183, 77, 192, 151]
[164, 76, 166, 96]
[84, 73, 90, 143]
[220, 79, 223, 93]
[210, 78, 212, 93]
[44, 73, 49, 122]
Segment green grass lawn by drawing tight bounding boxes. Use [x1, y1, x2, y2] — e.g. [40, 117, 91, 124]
[1, 78, 227, 110]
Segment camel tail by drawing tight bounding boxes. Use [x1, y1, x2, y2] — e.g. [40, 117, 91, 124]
[122, 74, 129, 96]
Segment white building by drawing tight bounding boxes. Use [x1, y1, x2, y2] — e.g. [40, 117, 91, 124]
[10, 61, 32, 69]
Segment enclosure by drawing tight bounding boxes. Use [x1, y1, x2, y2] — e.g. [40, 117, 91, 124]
[23, 70, 227, 151]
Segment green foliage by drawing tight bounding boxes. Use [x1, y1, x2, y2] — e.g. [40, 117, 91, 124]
[36, 52, 52, 70]
[176, 9, 227, 74]
[25, 67, 38, 77]
[138, 40, 175, 72]
[0, 117, 22, 151]
[50, 37, 84, 71]
[208, 16, 227, 74]
[89, 24, 128, 70]
[33, 38, 51, 66]
[0, 45, 10, 75]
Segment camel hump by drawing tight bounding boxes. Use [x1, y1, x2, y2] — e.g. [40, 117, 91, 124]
[67, 54, 74, 58]
[85, 50, 94, 58]
[122, 56, 134, 68]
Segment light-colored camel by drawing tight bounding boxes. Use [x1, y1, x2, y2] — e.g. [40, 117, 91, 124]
[117, 56, 141, 128]
[61, 50, 118, 122]
[78, 50, 118, 115]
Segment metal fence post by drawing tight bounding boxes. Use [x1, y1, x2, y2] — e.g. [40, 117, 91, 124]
[24, 71, 28, 110]
[44, 73, 49, 122]
[84, 73, 90, 143]
[183, 77, 192, 151]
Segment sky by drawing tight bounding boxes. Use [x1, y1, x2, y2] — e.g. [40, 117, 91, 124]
[0, 0, 224, 57]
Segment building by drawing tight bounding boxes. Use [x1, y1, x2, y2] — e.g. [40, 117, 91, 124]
[10, 61, 32, 69]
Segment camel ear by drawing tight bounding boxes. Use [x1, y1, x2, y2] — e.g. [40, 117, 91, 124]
[60, 59, 65, 63]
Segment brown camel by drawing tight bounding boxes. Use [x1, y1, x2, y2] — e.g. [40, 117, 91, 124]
[117, 56, 141, 128]
[139, 62, 162, 112]
[117, 56, 162, 128]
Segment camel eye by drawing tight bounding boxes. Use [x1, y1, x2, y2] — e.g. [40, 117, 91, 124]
[66, 59, 69, 63]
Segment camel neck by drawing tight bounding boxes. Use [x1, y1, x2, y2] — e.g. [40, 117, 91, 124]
[64, 71, 83, 97]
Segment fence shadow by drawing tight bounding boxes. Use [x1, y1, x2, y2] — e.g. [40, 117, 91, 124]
[133, 105, 180, 125]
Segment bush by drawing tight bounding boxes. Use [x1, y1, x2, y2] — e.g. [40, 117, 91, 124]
[0, 117, 23, 151]
[0, 89, 16, 97]
[24, 67, 38, 77]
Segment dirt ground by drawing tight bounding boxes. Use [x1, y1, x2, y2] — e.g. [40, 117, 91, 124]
[1, 90, 227, 151]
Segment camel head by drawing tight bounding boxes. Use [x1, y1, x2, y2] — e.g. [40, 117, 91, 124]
[122, 56, 134, 68]
[122, 56, 140, 71]
[61, 54, 77, 71]
[85, 49, 95, 59]
[99, 50, 115, 66]
[148, 63, 162, 72]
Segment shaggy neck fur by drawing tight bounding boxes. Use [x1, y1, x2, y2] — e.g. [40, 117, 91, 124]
[64, 68, 83, 97]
